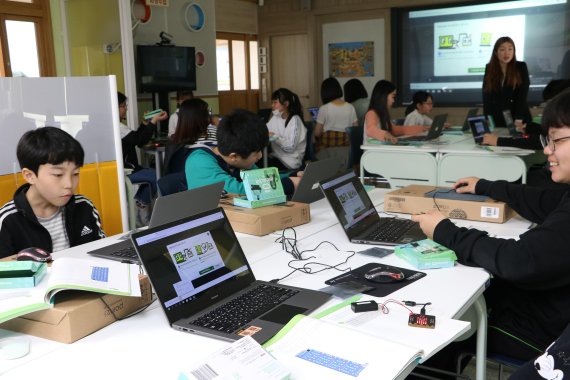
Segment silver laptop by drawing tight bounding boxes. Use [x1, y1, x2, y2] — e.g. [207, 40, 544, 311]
[131, 208, 330, 343]
[397, 113, 448, 142]
[468, 115, 490, 144]
[290, 157, 341, 203]
[87, 182, 225, 264]
[319, 171, 426, 246]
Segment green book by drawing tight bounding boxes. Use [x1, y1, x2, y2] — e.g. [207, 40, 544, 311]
[395, 239, 457, 269]
[0, 262, 47, 288]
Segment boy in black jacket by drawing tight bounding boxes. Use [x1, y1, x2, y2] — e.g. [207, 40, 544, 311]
[0, 127, 105, 258]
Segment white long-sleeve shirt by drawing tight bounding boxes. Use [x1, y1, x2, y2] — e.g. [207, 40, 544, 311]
[266, 114, 307, 169]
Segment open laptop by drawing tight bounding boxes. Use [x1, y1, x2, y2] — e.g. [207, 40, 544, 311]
[319, 171, 426, 246]
[468, 115, 490, 144]
[87, 182, 225, 264]
[131, 207, 330, 343]
[290, 157, 341, 203]
[502, 109, 523, 137]
[397, 113, 448, 142]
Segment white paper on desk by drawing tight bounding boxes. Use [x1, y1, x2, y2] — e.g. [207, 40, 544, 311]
[320, 303, 471, 362]
[180, 336, 290, 380]
[264, 315, 422, 379]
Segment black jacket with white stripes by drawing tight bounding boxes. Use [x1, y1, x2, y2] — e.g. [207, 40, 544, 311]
[0, 184, 105, 258]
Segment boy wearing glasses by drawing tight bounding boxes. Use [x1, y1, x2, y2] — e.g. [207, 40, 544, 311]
[411, 89, 570, 372]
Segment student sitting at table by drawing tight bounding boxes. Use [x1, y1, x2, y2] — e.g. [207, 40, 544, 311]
[411, 89, 570, 372]
[404, 91, 434, 128]
[364, 80, 398, 143]
[0, 127, 105, 259]
[266, 88, 307, 171]
[185, 109, 301, 195]
[343, 78, 369, 128]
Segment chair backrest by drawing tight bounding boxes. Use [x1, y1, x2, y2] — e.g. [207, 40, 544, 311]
[345, 125, 364, 169]
[258, 108, 272, 123]
[304, 121, 317, 162]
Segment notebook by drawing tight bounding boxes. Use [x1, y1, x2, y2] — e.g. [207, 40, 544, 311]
[87, 182, 225, 264]
[468, 115, 490, 144]
[502, 109, 523, 137]
[130, 208, 331, 343]
[319, 171, 426, 246]
[397, 113, 448, 142]
[290, 157, 341, 203]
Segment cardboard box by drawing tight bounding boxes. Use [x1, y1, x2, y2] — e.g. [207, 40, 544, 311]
[0, 275, 152, 343]
[384, 185, 514, 223]
[220, 198, 310, 236]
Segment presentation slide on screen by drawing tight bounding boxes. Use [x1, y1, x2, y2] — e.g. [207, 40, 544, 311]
[334, 183, 366, 226]
[167, 232, 225, 298]
[434, 15, 525, 77]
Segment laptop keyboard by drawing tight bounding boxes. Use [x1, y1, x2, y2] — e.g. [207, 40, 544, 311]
[109, 245, 137, 260]
[190, 284, 299, 334]
[369, 218, 416, 242]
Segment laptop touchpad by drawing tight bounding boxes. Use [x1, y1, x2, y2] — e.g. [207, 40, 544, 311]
[260, 305, 308, 325]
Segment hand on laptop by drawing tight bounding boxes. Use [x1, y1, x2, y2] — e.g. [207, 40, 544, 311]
[481, 133, 498, 146]
[452, 177, 480, 194]
[384, 131, 398, 144]
[411, 210, 447, 239]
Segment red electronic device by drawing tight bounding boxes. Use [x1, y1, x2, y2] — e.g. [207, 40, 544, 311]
[408, 313, 436, 329]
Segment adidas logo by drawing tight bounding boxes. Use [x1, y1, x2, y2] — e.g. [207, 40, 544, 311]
[81, 226, 93, 236]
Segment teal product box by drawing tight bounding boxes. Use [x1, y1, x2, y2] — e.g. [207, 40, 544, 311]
[143, 108, 163, 120]
[233, 167, 287, 209]
[0, 261, 47, 288]
[395, 239, 457, 270]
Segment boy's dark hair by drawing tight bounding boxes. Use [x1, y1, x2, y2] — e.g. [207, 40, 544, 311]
[216, 109, 268, 158]
[542, 88, 570, 132]
[118, 91, 127, 106]
[343, 79, 368, 103]
[17, 126, 85, 175]
[177, 90, 194, 101]
[320, 77, 343, 104]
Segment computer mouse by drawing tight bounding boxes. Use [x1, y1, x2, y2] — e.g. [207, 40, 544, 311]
[364, 265, 405, 283]
[16, 247, 52, 262]
[0, 337, 30, 360]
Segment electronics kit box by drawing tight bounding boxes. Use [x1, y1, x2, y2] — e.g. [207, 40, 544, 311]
[233, 167, 287, 208]
[220, 195, 310, 236]
[384, 185, 514, 223]
[0, 275, 152, 344]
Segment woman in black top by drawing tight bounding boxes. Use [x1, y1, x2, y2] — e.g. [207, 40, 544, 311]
[483, 36, 532, 127]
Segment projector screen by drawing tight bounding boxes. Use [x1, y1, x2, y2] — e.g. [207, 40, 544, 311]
[392, 0, 569, 106]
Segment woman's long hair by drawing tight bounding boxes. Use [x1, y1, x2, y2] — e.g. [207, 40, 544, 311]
[171, 98, 210, 144]
[368, 80, 396, 132]
[483, 36, 522, 93]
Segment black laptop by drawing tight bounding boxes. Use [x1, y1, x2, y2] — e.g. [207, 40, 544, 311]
[87, 182, 225, 264]
[131, 208, 330, 343]
[397, 113, 448, 142]
[319, 171, 426, 246]
[290, 157, 341, 203]
[468, 115, 490, 144]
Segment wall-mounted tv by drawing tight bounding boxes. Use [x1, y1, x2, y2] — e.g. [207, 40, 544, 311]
[392, 0, 569, 106]
[136, 45, 196, 93]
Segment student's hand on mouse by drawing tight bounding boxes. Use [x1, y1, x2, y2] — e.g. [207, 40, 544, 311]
[481, 133, 498, 146]
[411, 210, 447, 239]
[151, 111, 168, 124]
[514, 119, 526, 132]
[452, 177, 479, 193]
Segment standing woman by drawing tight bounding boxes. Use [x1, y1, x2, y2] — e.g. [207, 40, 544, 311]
[343, 78, 369, 128]
[483, 36, 532, 127]
[266, 88, 307, 171]
[364, 80, 398, 143]
[314, 77, 358, 163]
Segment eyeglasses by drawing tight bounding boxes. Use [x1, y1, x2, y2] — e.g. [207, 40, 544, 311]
[540, 134, 570, 152]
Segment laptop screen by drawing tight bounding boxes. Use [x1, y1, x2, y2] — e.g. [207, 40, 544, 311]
[320, 171, 380, 239]
[468, 115, 489, 144]
[132, 208, 256, 324]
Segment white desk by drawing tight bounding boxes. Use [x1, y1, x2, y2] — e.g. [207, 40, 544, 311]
[361, 133, 535, 187]
[0, 189, 532, 380]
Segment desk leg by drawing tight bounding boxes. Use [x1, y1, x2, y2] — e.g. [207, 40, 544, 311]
[155, 150, 164, 180]
[474, 296, 487, 380]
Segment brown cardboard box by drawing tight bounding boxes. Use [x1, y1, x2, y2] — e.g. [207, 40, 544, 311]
[0, 275, 152, 343]
[220, 198, 310, 236]
[384, 185, 514, 223]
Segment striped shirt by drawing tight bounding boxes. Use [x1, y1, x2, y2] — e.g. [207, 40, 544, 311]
[37, 208, 70, 252]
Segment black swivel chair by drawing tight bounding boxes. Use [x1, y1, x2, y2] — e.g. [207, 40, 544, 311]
[304, 121, 317, 163]
[345, 125, 364, 170]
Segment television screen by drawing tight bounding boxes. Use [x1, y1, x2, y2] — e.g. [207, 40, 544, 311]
[136, 45, 196, 93]
[392, 0, 569, 106]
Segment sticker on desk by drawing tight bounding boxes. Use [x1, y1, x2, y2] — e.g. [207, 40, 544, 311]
[480, 206, 500, 219]
[237, 325, 262, 337]
[296, 348, 367, 377]
[91, 266, 109, 282]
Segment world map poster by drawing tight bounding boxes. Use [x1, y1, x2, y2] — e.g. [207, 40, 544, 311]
[329, 41, 374, 77]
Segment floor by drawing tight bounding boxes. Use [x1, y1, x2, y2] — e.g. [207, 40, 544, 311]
[460, 357, 517, 379]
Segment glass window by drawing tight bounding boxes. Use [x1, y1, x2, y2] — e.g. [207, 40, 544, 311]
[5, 20, 40, 77]
[249, 40, 259, 90]
[231, 40, 246, 91]
[216, 39, 230, 91]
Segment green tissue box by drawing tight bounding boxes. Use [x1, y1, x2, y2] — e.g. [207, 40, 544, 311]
[0, 261, 47, 288]
[395, 239, 457, 269]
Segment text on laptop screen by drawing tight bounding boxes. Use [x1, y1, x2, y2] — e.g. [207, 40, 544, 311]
[133, 210, 253, 319]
